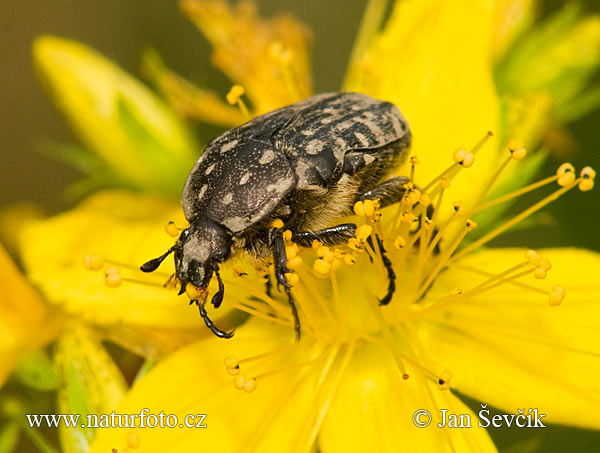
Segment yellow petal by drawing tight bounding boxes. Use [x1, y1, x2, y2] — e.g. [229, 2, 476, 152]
[33, 35, 197, 196]
[181, 0, 313, 113]
[491, 0, 536, 61]
[346, 0, 501, 218]
[416, 247, 600, 429]
[91, 319, 329, 453]
[141, 48, 247, 127]
[320, 341, 497, 453]
[20, 191, 231, 329]
[0, 242, 59, 387]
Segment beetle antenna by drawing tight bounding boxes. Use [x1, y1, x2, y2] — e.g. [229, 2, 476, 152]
[140, 246, 176, 273]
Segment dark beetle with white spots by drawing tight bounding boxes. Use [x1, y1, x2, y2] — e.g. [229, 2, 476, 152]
[141, 92, 413, 339]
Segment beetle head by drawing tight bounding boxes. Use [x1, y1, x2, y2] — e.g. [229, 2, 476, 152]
[140, 219, 232, 295]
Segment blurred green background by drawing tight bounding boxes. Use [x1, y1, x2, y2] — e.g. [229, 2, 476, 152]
[0, 1, 598, 452]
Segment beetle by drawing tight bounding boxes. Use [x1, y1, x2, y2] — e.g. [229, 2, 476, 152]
[141, 92, 412, 339]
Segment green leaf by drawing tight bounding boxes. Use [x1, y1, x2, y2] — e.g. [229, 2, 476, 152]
[54, 324, 128, 453]
[0, 422, 20, 453]
[14, 350, 59, 391]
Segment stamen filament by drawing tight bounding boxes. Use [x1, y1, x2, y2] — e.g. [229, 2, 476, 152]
[414, 225, 472, 301]
[453, 178, 581, 261]
[474, 175, 558, 213]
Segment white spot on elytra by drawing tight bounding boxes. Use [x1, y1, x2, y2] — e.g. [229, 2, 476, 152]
[221, 139, 238, 153]
[222, 192, 234, 205]
[306, 139, 324, 155]
[205, 163, 216, 175]
[259, 149, 276, 164]
[240, 172, 252, 185]
[354, 132, 370, 147]
[198, 184, 208, 200]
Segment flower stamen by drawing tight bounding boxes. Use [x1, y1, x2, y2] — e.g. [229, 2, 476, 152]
[226, 84, 250, 118]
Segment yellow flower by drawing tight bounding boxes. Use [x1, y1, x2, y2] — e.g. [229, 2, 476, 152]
[22, 0, 600, 452]
[0, 242, 60, 387]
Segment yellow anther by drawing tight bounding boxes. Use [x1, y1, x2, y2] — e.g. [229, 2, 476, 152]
[333, 249, 346, 259]
[286, 256, 303, 270]
[282, 229, 293, 242]
[579, 179, 595, 191]
[581, 166, 596, 179]
[323, 250, 336, 263]
[549, 284, 566, 306]
[419, 193, 431, 206]
[441, 177, 451, 189]
[453, 148, 474, 167]
[313, 258, 331, 275]
[285, 272, 299, 286]
[400, 211, 417, 224]
[165, 221, 179, 237]
[224, 356, 239, 369]
[353, 201, 365, 216]
[233, 376, 246, 390]
[344, 254, 357, 265]
[438, 369, 453, 390]
[410, 155, 420, 165]
[243, 378, 257, 393]
[525, 249, 542, 266]
[579, 166, 596, 192]
[316, 245, 330, 258]
[510, 146, 527, 160]
[507, 138, 527, 159]
[285, 245, 297, 259]
[372, 198, 381, 209]
[269, 218, 284, 229]
[453, 201, 466, 216]
[394, 236, 407, 249]
[83, 254, 104, 270]
[355, 224, 373, 242]
[226, 367, 241, 376]
[347, 238, 363, 251]
[465, 219, 477, 231]
[507, 138, 524, 151]
[557, 163, 576, 187]
[533, 268, 547, 280]
[423, 218, 435, 230]
[363, 199, 375, 217]
[226, 85, 245, 105]
[450, 288, 463, 296]
[126, 430, 141, 449]
[311, 239, 322, 250]
[105, 265, 119, 275]
[186, 285, 203, 300]
[407, 189, 421, 205]
[461, 153, 475, 168]
[105, 272, 122, 288]
[539, 258, 552, 271]
[453, 148, 468, 163]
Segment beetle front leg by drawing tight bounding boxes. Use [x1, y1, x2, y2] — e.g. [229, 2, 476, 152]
[268, 228, 301, 341]
[195, 298, 235, 339]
